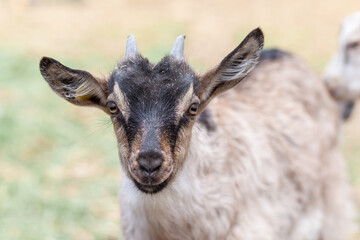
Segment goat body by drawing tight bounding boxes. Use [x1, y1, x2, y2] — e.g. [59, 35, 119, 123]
[121, 54, 355, 240]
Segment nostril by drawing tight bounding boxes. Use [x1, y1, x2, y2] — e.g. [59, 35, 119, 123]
[150, 158, 162, 172]
[138, 157, 163, 174]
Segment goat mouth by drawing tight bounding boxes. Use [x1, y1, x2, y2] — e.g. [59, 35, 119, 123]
[133, 177, 170, 194]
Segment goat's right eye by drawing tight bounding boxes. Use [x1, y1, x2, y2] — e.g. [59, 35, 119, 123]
[107, 101, 119, 114]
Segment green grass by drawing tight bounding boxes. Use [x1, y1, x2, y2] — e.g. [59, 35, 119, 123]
[0, 50, 121, 240]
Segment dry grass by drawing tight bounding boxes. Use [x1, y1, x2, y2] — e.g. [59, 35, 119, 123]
[0, 0, 359, 239]
[0, 0, 359, 68]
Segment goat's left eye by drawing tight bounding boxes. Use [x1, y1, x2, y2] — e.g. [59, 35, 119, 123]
[107, 101, 119, 114]
[188, 103, 199, 116]
[347, 41, 359, 49]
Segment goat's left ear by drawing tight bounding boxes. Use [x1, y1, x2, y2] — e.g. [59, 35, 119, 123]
[40, 57, 108, 112]
[198, 28, 264, 111]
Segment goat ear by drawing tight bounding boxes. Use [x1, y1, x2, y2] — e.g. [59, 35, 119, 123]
[40, 57, 108, 111]
[198, 28, 264, 110]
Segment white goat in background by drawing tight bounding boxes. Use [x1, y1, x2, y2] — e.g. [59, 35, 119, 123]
[324, 11, 360, 120]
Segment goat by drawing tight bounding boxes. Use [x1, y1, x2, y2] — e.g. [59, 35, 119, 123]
[39, 28, 355, 240]
[324, 11, 360, 120]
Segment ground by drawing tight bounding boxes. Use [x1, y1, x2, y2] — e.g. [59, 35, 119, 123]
[0, 0, 359, 239]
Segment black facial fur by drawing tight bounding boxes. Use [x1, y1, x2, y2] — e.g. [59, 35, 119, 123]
[109, 55, 199, 152]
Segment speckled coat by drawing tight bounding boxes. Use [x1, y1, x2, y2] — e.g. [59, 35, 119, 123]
[120, 53, 356, 240]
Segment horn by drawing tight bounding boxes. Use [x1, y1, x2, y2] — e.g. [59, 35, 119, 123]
[125, 35, 138, 58]
[170, 35, 186, 59]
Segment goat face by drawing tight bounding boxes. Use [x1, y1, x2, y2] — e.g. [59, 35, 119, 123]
[324, 11, 360, 101]
[107, 55, 199, 193]
[39, 28, 264, 194]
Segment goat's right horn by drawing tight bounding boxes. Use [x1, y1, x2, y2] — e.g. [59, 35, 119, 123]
[170, 35, 185, 59]
[125, 35, 139, 58]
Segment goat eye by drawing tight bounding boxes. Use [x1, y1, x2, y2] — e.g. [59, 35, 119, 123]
[188, 103, 199, 116]
[107, 101, 119, 114]
[347, 41, 359, 49]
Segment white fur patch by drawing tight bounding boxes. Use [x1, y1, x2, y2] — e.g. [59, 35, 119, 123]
[323, 11, 360, 100]
[221, 57, 258, 81]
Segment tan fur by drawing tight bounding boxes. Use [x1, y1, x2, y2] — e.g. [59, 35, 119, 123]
[114, 124, 131, 173]
[127, 130, 143, 179]
[120, 55, 356, 240]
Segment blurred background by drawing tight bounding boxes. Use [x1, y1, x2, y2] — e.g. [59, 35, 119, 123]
[0, 0, 359, 239]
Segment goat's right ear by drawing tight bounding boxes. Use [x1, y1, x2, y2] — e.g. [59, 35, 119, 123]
[40, 57, 108, 111]
[197, 28, 264, 111]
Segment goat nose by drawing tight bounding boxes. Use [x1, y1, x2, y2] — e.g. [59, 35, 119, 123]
[137, 153, 163, 175]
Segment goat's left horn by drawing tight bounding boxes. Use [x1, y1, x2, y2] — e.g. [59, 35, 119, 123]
[170, 35, 185, 59]
[125, 35, 139, 58]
